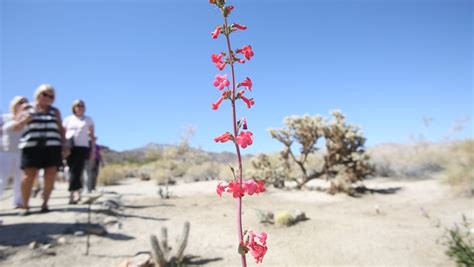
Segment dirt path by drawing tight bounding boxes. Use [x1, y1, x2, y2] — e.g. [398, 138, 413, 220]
[0, 177, 472, 266]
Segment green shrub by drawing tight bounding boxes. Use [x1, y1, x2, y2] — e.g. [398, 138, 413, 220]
[275, 211, 293, 227]
[440, 215, 474, 267]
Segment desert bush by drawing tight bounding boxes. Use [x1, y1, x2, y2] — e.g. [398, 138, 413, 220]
[440, 215, 474, 267]
[275, 211, 293, 227]
[98, 164, 133, 185]
[441, 140, 474, 196]
[247, 153, 287, 188]
[183, 162, 220, 182]
[268, 110, 374, 194]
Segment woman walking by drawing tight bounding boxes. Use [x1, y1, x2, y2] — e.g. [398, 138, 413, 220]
[19, 84, 65, 215]
[63, 99, 95, 204]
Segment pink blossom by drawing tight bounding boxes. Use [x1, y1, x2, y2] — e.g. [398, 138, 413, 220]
[212, 95, 225, 110]
[236, 45, 254, 60]
[216, 182, 228, 197]
[244, 179, 265, 195]
[227, 181, 244, 198]
[245, 231, 268, 264]
[233, 23, 247, 30]
[225, 5, 234, 14]
[239, 77, 252, 91]
[209, 0, 216, 4]
[211, 25, 221, 39]
[214, 132, 233, 143]
[213, 74, 230, 90]
[234, 57, 245, 64]
[211, 53, 226, 70]
[236, 131, 253, 149]
[241, 95, 254, 108]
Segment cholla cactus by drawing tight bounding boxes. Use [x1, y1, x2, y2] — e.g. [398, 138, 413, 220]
[247, 154, 286, 188]
[268, 110, 374, 194]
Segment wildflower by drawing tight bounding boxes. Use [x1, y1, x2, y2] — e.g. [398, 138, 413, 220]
[236, 131, 253, 148]
[211, 53, 226, 70]
[236, 45, 254, 60]
[212, 94, 226, 110]
[213, 74, 230, 90]
[214, 132, 234, 143]
[233, 23, 247, 30]
[241, 95, 254, 108]
[216, 182, 227, 197]
[227, 181, 244, 198]
[211, 25, 222, 39]
[244, 231, 268, 264]
[242, 118, 248, 130]
[238, 77, 252, 91]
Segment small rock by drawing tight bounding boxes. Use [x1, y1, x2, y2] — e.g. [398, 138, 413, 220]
[118, 259, 129, 267]
[74, 231, 85, 236]
[291, 209, 307, 222]
[42, 244, 52, 250]
[29, 241, 39, 250]
[85, 225, 107, 236]
[103, 217, 118, 226]
[57, 236, 67, 245]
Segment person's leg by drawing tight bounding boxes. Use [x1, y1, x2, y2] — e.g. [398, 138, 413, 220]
[67, 149, 81, 203]
[92, 160, 99, 191]
[84, 159, 92, 193]
[21, 168, 39, 212]
[0, 152, 7, 198]
[12, 152, 23, 207]
[41, 166, 57, 210]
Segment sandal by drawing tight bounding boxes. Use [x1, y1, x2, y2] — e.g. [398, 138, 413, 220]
[40, 207, 50, 213]
[19, 209, 30, 216]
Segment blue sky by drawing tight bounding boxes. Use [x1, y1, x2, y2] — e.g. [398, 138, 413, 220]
[1, 0, 472, 154]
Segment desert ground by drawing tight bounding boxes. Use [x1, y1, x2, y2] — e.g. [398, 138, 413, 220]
[0, 176, 472, 267]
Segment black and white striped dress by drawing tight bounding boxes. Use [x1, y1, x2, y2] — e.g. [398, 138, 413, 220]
[19, 106, 62, 149]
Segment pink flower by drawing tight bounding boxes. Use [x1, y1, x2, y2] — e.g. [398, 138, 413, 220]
[226, 181, 244, 198]
[213, 74, 230, 90]
[245, 231, 268, 264]
[234, 57, 245, 64]
[225, 5, 234, 14]
[236, 45, 254, 60]
[236, 131, 253, 149]
[216, 182, 228, 197]
[211, 25, 221, 39]
[239, 77, 252, 91]
[233, 23, 247, 30]
[244, 179, 266, 195]
[212, 95, 225, 110]
[241, 95, 254, 108]
[211, 53, 226, 70]
[209, 0, 216, 4]
[214, 132, 234, 143]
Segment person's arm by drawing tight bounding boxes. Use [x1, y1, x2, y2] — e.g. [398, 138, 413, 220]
[88, 118, 96, 160]
[11, 111, 32, 131]
[54, 108, 69, 157]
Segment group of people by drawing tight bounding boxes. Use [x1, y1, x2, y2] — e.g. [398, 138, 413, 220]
[0, 84, 103, 216]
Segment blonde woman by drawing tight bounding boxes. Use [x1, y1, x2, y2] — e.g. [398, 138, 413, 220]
[1, 96, 31, 208]
[19, 84, 65, 215]
[63, 99, 95, 204]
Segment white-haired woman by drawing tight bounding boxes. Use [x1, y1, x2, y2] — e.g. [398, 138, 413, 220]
[18, 84, 66, 215]
[0, 96, 31, 208]
[63, 99, 95, 204]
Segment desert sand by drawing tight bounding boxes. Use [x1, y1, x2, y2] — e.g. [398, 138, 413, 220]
[0, 176, 472, 267]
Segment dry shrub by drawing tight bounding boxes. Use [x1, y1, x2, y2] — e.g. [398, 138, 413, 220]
[183, 162, 220, 182]
[98, 164, 132, 185]
[440, 140, 474, 196]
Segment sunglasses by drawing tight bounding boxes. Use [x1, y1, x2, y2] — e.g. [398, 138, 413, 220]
[41, 92, 55, 100]
[76, 104, 85, 108]
[17, 99, 27, 105]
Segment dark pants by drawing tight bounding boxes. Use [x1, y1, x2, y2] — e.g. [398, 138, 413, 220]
[67, 147, 90, 192]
